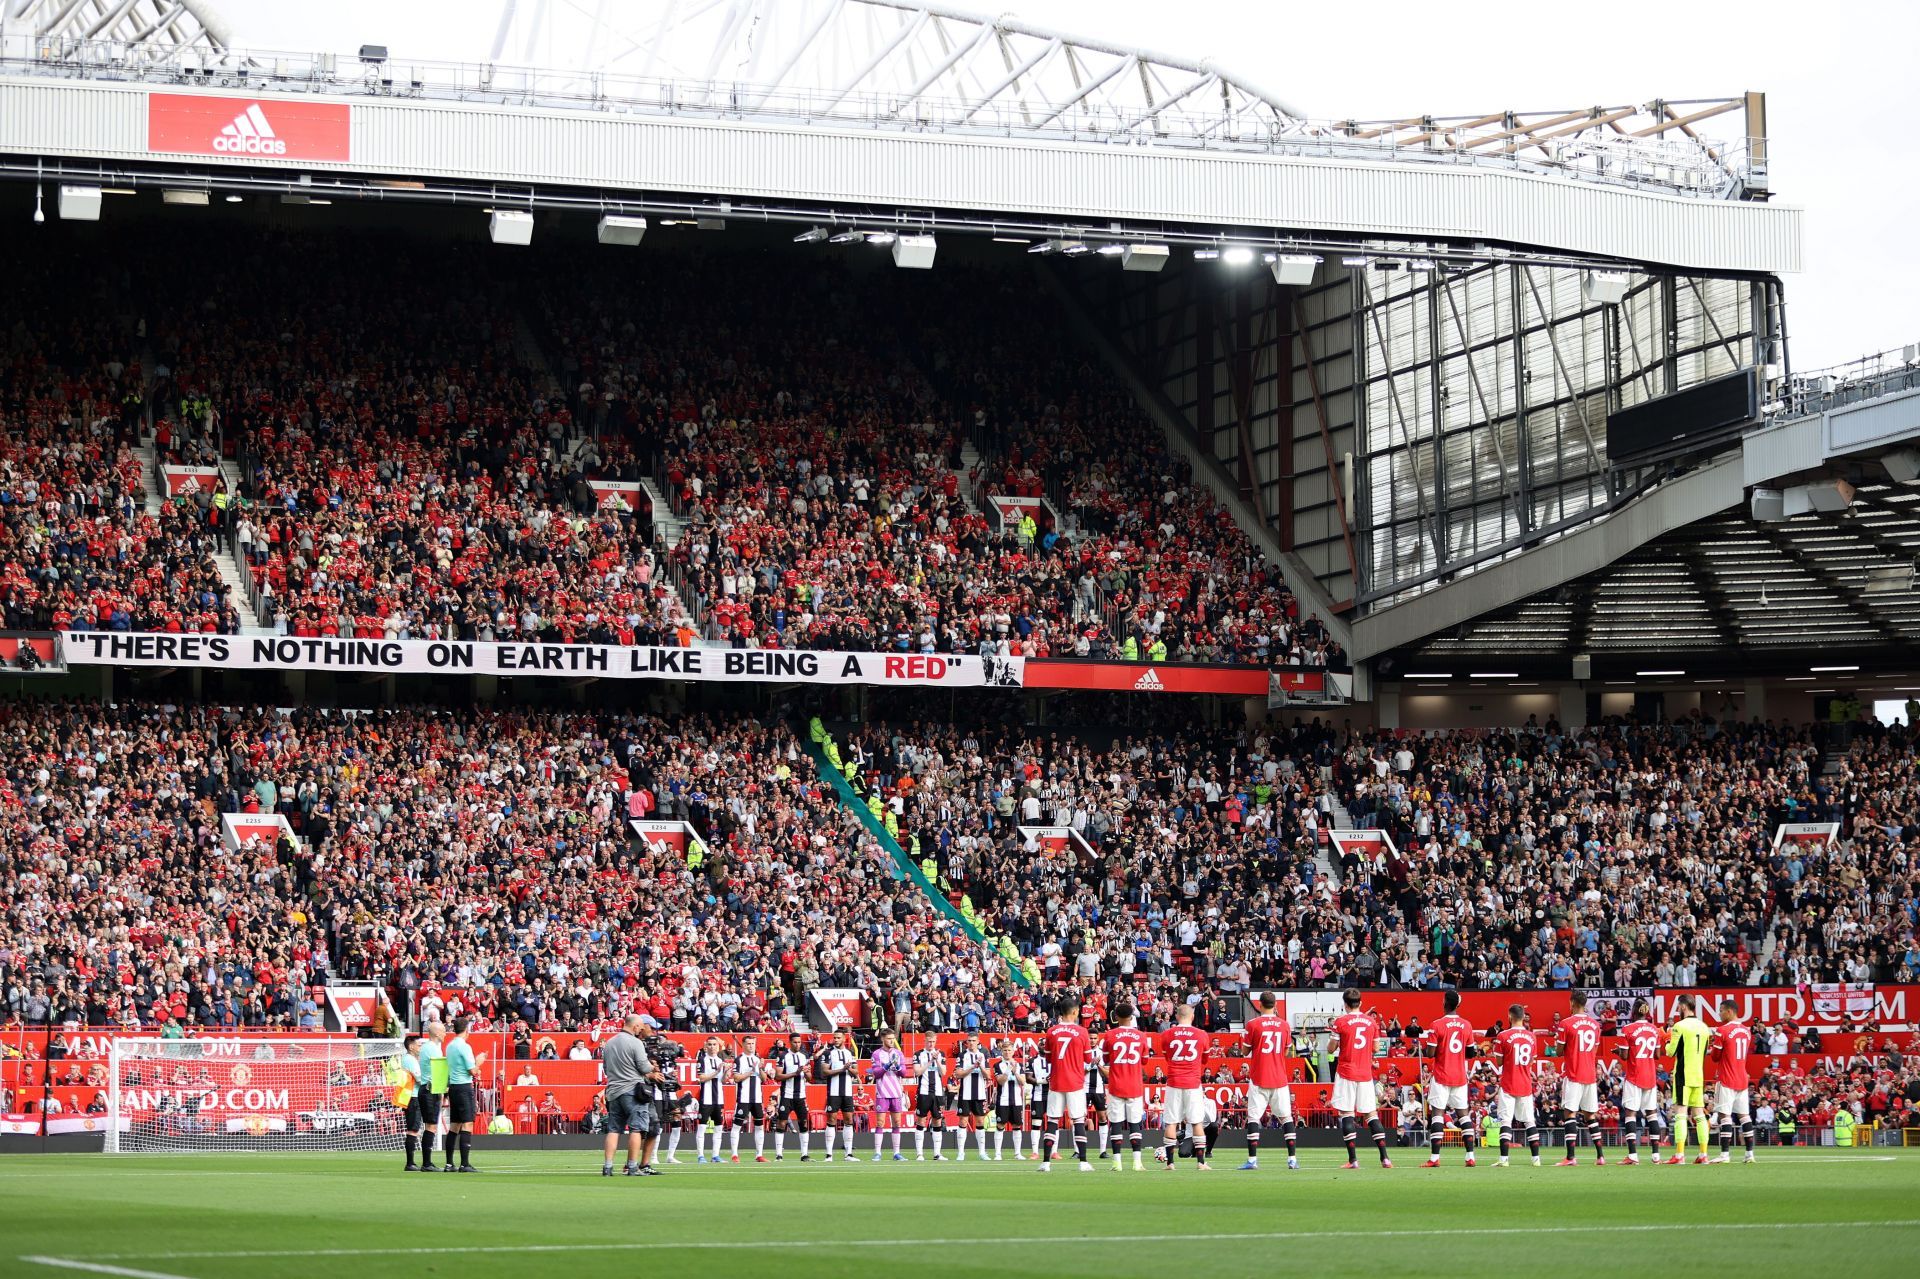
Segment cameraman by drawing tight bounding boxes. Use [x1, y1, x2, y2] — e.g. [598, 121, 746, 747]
[599, 1015, 669, 1177]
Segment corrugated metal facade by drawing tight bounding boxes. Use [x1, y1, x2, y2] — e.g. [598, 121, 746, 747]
[0, 78, 1802, 275]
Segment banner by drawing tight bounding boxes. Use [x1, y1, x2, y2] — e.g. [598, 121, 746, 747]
[148, 92, 352, 162]
[1327, 829, 1397, 863]
[60, 633, 1022, 689]
[1270, 669, 1355, 707]
[1577, 987, 1655, 1025]
[1774, 822, 1840, 851]
[1017, 826, 1096, 861]
[587, 480, 643, 511]
[1022, 659, 1268, 695]
[805, 989, 867, 1031]
[158, 465, 224, 497]
[984, 494, 1050, 535]
[322, 986, 382, 1032]
[1808, 982, 1875, 1020]
[629, 820, 701, 857]
[221, 813, 292, 852]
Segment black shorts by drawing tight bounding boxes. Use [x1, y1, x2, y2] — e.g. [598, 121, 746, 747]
[957, 1098, 986, 1118]
[997, 1104, 1026, 1127]
[1089, 1094, 1107, 1115]
[778, 1097, 809, 1126]
[699, 1103, 725, 1125]
[446, 1083, 476, 1125]
[417, 1092, 443, 1125]
[915, 1094, 946, 1118]
[733, 1102, 765, 1125]
[824, 1095, 855, 1115]
[403, 1098, 422, 1131]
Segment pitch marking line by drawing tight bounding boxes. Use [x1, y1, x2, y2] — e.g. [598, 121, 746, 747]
[20, 1260, 197, 1279]
[27, 1218, 1920, 1268]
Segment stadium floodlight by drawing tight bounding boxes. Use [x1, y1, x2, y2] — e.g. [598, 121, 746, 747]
[1405, 258, 1438, 273]
[1809, 665, 1860, 672]
[1096, 244, 1125, 256]
[1192, 247, 1220, 261]
[829, 230, 863, 244]
[1469, 672, 1519, 679]
[1584, 269, 1631, 306]
[1221, 246, 1256, 266]
[488, 209, 534, 246]
[992, 235, 1030, 244]
[224, 194, 244, 204]
[1269, 253, 1319, 286]
[57, 185, 102, 221]
[162, 190, 210, 206]
[1341, 254, 1372, 267]
[32, 184, 43, 223]
[890, 234, 937, 269]
[792, 226, 829, 244]
[1636, 669, 1685, 677]
[865, 231, 898, 246]
[1121, 245, 1170, 272]
[1402, 672, 1451, 679]
[597, 215, 647, 246]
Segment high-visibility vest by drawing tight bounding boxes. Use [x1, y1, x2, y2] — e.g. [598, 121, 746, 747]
[1835, 1112, 1856, 1146]
[1122, 637, 1139, 660]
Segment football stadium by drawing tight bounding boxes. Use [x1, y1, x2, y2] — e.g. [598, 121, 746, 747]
[1, 0, 1917, 1275]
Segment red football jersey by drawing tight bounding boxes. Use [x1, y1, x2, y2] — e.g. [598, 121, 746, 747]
[1100, 1026, 1149, 1099]
[1330, 1012, 1380, 1083]
[1494, 1026, 1539, 1096]
[1158, 1025, 1212, 1089]
[1242, 1013, 1292, 1089]
[1046, 1021, 1091, 1092]
[1710, 1021, 1753, 1091]
[1556, 1012, 1602, 1085]
[1421, 1013, 1475, 1088]
[1621, 1020, 1662, 1091]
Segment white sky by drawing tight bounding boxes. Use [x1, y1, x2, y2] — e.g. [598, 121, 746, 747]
[225, 0, 1918, 371]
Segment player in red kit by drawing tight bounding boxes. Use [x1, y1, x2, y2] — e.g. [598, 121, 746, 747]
[1237, 992, 1298, 1171]
[1157, 1004, 1213, 1170]
[1710, 998, 1756, 1164]
[1493, 1003, 1543, 1167]
[1613, 998, 1667, 1164]
[1330, 987, 1392, 1169]
[1100, 1001, 1150, 1172]
[1419, 989, 1478, 1167]
[1039, 998, 1093, 1173]
[1554, 990, 1606, 1165]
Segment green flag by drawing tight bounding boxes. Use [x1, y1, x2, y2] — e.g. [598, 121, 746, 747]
[430, 1056, 450, 1095]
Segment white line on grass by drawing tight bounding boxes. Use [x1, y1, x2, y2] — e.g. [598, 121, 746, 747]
[20, 1258, 196, 1279]
[49, 1218, 1920, 1263]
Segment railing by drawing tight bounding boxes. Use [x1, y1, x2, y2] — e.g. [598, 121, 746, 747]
[0, 30, 1751, 199]
[1780, 344, 1920, 419]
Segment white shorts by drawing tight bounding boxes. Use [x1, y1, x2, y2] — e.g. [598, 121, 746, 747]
[1427, 1083, 1470, 1112]
[1245, 1085, 1294, 1124]
[1713, 1085, 1751, 1118]
[1330, 1076, 1378, 1116]
[1495, 1091, 1536, 1127]
[1160, 1087, 1207, 1127]
[1560, 1080, 1599, 1113]
[1106, 1095, 1145, 1125]
[1045, 1087, 1087, 1121]
[1621, 1083, 1660, 1114]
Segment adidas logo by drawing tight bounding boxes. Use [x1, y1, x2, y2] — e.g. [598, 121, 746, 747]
[1132, 668, 1164, 691]
[214, 104, 287, 155]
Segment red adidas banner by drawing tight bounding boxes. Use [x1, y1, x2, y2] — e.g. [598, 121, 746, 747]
[148, 92, 351, 162]
[1023, 660, 1271, 695]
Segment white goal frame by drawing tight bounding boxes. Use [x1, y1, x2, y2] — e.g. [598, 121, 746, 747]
[104, 1037, 409, 1154]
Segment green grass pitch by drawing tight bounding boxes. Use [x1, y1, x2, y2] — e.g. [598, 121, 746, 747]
[2, 1148, 1916, 1278]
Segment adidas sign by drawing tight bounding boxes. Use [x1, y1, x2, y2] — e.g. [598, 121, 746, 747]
[213, 104, 287, 155]
[1132, 668, 1164, 691]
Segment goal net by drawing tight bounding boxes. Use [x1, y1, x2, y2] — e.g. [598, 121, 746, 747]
[105, 1037, 409, 1154]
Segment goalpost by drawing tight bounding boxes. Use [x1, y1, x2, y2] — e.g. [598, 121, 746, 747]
[104, 1037, 410, 1154]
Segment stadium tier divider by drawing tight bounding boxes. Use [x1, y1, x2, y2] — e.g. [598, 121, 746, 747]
[800, 729, 1031, 989]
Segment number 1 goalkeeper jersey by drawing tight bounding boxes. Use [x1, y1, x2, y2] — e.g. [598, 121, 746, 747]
[1665, 1016, 1712, 1091]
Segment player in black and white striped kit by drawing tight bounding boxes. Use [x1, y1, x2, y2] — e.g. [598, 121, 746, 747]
[820, 1031, 860, 1162]
[772, 1033, 816, 1162]
[993, 1041, 1028, 1161]
[729, 1036, 769, 1163]
[951, 1032, 991, 1161]
[1086, 1046, 1111, 1158]
[911, 1038, 948, 1161]
[1025, 1048, 1050, 1153]
[693, 1037, 730, 1165]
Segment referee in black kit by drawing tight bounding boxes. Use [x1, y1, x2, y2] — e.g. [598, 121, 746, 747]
[601, 1015, 663, 1176]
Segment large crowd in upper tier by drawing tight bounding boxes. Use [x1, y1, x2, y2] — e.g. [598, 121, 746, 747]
[2, 698, 1914, 1039]
[3, 226, 1339, 667]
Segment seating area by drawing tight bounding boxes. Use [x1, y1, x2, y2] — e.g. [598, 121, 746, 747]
[3, 699, 1914, 1041]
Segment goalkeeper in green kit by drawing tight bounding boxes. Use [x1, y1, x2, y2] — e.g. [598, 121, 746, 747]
[1664, 995, 1713, 1165]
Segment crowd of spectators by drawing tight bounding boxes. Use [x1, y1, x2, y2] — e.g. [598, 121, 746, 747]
[2, 700, 1915, 1045]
